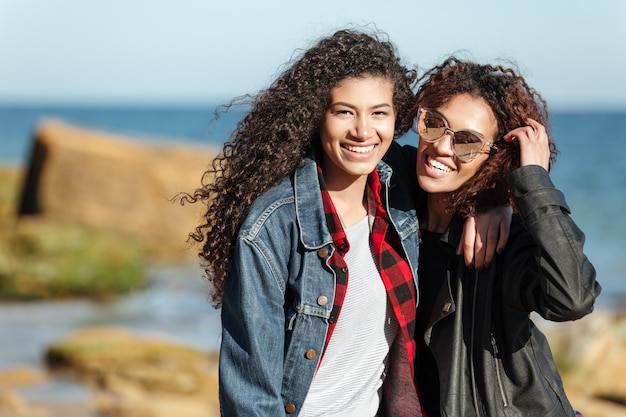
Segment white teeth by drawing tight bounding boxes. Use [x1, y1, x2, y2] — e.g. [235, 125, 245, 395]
[344, 144, 375, 153]
[428, 157, 453, 172]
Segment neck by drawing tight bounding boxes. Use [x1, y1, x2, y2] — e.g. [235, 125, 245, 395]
[326, 175, 369, 228]
[423, 193, 453, 233]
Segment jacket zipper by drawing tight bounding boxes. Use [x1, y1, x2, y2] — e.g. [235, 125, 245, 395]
[490, 333, 510, 407]
[470, 271, 481, 417]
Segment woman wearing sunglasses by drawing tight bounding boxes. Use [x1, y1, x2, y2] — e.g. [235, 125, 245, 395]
[406, 57, 601, 417]
[185, 29, 515, 416]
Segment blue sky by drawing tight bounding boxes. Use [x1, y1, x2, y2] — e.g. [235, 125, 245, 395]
[1, 0, 624, 111]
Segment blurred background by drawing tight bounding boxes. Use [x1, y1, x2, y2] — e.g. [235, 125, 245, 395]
[0, 1, 625, 416]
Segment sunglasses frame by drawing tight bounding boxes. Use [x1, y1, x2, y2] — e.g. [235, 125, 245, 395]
[414, 108, 493, 162]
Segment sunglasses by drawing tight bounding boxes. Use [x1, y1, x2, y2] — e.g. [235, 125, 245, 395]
[414, 108, 493, 161]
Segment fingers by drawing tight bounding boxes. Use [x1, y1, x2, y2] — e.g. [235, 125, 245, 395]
[503, 119, 543, 142]
[458, 214, 493, 270]
[503, 118, 550, 170]
[457, 215, 477, 268]
[472, 213, 500, 270]
[503, 118, 545, 142]
[481, 222, 499, 268]
[525, 118, 545, 133]
[481, 206, 512, 267]
[497, 205, 512, 254]
[459, 206, 512, 271]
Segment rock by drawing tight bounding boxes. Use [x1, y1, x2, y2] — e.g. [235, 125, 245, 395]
[45, 326, 219, 417]
[95, 390, 218, 417]
[0, 390, 27, 414]
[0, 365, 48, 387]
[0, 365, 91, 417]
[568, 313, 626, 407]
[18, 119, 217, 262]
[0, 366, 49, 417]
[538, 310, 626, 417]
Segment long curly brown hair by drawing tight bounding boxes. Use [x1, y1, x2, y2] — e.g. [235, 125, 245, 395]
[185, 28, 417, 306]
[402, 57, 557, 218]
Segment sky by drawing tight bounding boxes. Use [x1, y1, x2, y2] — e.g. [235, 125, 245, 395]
[1, 0, 624, 111]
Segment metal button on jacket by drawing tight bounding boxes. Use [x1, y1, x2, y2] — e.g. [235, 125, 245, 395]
[317, 247, 328, 258]
[285, 403, 297, 414]
[305, 349, 317, 360]
[317, 295, 328, 306]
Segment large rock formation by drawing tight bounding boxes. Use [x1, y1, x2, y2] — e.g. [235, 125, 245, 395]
[18, 119, 218, 262]
[45, 327, 219, 417]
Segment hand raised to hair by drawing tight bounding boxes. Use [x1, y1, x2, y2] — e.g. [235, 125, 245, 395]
[503, 118, 550, 171]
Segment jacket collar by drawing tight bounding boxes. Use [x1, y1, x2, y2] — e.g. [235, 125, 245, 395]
[437, 215, 464, 254]
[293, 157, 392, 250]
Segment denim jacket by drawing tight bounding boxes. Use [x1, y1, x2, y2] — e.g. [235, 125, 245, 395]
[219, 146, 419, 417]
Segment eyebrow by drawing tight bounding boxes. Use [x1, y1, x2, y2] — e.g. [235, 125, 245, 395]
[331, 102, 393, 109]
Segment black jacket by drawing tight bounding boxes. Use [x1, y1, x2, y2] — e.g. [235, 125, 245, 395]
[421, 165, 601, 417]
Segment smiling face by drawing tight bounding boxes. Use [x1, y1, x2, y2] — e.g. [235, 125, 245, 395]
[416, 93, 498, 196]
[319, 75, 395, 189]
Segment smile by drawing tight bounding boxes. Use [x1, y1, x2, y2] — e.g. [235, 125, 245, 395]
[342, 144, 376, 153]
[427, 157, 453, 173]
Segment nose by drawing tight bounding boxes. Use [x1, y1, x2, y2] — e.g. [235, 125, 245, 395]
[431, 130, 454, 155]
[352, 115, 372, 141]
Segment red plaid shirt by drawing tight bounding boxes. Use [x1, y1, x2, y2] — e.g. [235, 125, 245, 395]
[316, 164, 418, 381]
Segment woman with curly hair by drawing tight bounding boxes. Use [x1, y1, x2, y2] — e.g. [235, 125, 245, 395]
[187, 29, 507, 415]
[407, 57, 601, 417]
[188, 28, 426, 416]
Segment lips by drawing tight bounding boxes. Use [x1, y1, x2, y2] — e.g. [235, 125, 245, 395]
[342, 144, 376, 153]
[427, 156, 454, 173]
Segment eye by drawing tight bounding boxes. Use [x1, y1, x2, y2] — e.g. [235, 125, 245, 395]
[372, 110, 390, 118]
[332, 109, 355, 119]
[455, 131, 483, 144]
[424, 113, 445, 129]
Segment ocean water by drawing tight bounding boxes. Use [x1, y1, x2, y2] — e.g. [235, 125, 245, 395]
[0, 105, 625, 308]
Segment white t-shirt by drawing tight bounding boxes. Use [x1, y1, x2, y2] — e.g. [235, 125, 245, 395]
[299, 215, 398, 417]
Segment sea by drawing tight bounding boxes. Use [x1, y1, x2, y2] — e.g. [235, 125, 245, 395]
[0, 104, 625, 309]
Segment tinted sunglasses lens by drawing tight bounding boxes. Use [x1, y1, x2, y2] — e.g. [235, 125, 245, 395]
[418, 110, 446, 140]
[453, 131, 484, 160]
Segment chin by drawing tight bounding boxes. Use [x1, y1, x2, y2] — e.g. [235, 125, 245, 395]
[418, 176, 454, 194]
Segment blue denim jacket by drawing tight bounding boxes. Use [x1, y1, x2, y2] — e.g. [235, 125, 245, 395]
[219, 148, 419, 416]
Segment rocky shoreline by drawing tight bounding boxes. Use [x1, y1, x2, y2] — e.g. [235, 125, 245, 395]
[0, 327, 220, 417]
[2, 310, 626, 417]
[1, 121, 624, 417]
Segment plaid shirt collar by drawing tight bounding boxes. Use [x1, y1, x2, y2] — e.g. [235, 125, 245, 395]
[316, 161, 417, 380]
